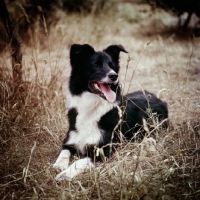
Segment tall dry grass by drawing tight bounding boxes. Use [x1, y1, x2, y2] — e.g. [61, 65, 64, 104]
[0, 2, 200, 199]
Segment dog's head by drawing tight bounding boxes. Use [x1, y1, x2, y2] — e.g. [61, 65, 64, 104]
[69, 44, 128, 103]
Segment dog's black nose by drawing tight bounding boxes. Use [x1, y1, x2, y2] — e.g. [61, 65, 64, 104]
[108, 72, 118, 81]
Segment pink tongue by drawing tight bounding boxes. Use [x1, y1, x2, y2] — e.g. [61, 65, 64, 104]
[98, 83, 116, 103]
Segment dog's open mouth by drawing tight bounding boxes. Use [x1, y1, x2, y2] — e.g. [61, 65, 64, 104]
[90, 81, 116, 103]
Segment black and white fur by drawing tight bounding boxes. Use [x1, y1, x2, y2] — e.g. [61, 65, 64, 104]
[53, 44, 168, 181]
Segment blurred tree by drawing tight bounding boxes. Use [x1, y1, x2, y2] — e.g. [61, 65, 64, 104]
[147, 0, 200, 28]
[0, 0, 114, 50]
[23, 0, 109, 14]
[0, 0, 22, 82]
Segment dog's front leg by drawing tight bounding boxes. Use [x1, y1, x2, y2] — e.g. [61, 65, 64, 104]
[55, 157, 94, 181]
[53, 149, 71, 171]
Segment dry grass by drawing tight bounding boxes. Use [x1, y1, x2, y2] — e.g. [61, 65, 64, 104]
[0, 2, 200, 199]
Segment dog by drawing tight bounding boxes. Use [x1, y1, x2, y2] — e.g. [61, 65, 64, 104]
[53, 44, 168, 181]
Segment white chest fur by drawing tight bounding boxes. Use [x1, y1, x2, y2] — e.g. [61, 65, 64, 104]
[65, 92, 118, 154]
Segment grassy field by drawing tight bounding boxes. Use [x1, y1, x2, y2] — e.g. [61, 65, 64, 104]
[0, 2, 200, 199]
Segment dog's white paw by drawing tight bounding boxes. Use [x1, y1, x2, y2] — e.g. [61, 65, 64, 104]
[53, 150, 70, 171]
[53, 161, 68, 171]
[55, 169, 73, 181]
[55, 157, 94, 181]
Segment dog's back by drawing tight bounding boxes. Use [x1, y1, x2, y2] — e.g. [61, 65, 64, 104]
[122, 90, 168, 139]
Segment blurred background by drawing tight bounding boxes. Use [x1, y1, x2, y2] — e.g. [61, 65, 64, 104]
[1, 0, 200, 51]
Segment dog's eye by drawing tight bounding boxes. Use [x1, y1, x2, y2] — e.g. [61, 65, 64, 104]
[108, 62, 114, 68]
[94, 64, 100, 68]
[93, 60, 102, 68]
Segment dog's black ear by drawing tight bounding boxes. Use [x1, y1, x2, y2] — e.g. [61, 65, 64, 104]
[70, 44, 95, 68]
[104, 45, 128, 63]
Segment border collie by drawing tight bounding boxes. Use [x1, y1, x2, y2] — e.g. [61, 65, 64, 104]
[53, 44, 168, 181]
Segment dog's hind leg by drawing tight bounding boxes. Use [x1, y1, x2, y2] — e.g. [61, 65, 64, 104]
[55, 157, 94, 181]
[53, 149, 71, 171]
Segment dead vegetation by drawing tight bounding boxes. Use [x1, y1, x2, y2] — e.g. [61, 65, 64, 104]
[0, 2, 200, 199]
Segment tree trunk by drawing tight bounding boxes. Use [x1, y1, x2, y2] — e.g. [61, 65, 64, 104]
[0, 0, 22, 82]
